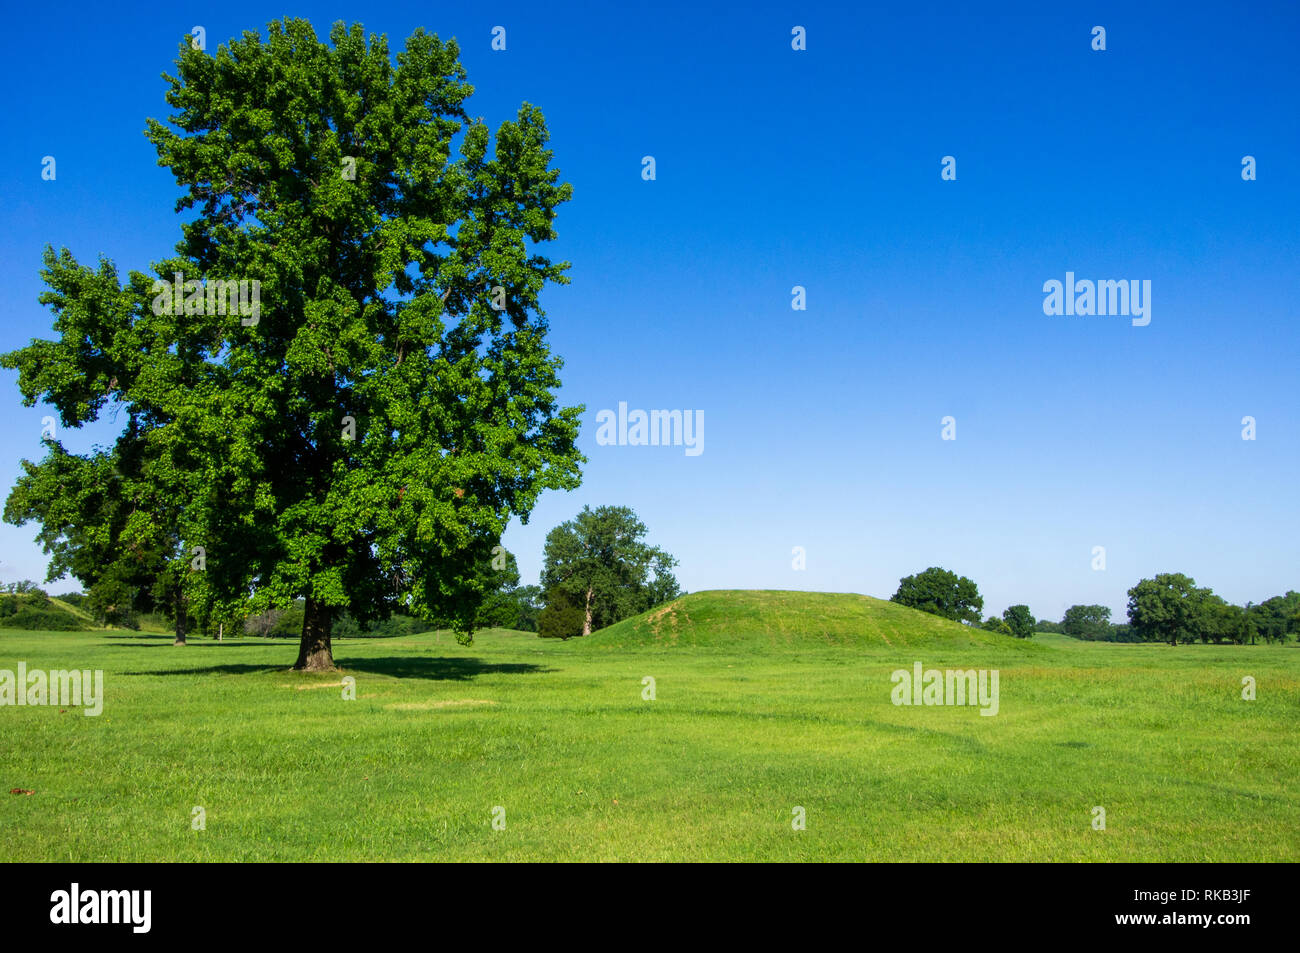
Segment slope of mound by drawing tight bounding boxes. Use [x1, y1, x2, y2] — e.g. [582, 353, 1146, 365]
[582, 590, 1028, 650]
[50, 597, 97, 624]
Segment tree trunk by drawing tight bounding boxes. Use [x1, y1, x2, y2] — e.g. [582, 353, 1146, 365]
[294, 596, 335, 671]
[582, 586, 593, 637]
[173, 590, 187, 646]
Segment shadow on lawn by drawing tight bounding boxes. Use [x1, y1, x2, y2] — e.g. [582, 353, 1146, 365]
[104, 639, 289, 647]
[126, 656, 553, 681]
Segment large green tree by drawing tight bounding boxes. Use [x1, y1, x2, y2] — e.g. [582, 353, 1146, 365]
[889, 567, 983, 625]
[2, 19, 583, 669]
[1126, 573, 1208, 646]
[540, 505, 680, 636]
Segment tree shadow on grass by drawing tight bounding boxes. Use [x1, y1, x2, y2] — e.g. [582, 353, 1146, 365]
[103, 637, 292, 647]
[345, 657, 554, 681]
[126, 656, 553, 681]
[123, 663, 284, 676]
[99, 633, 178, 641]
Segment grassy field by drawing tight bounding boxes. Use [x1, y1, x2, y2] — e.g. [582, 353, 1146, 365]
[1, 590, 1296, 861]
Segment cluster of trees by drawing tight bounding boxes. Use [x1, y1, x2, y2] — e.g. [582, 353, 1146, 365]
[1045, 576, 1299, 645]
[980, 604, 1035, 639]
[890, 567, 1297, 646]
[889, 567, 1034, 638]
[1, 20, 583, 669]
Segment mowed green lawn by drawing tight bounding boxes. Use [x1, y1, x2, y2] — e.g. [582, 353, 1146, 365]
[1, 592, 1296, 861]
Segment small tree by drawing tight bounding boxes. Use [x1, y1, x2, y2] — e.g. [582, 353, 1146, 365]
[981, 615, 1012, 635]
[537, 589, 584, 640]
[1002, 604, 1035, 639]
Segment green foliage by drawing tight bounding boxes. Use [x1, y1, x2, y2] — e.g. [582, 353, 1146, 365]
[465, 548, 534, 631]
[1, 608, 84, 631]
[0, 583, 86, 630]
[889, 567, 983, 625]
[540, 505, 680, 635]
[1128, 572, 1206, 647]
[331, 610, 428, 639]
[1249, 591, 1300, 644]
[981, 615, 1012, 635]
[537, 588, 584, 640]
[1002, 604, 1035, 639]
[2, 424, 184, 633]
[2, 19, 584, 667]
[2, 580, 49, 598]
[1190, 595, 1255, 645]
[1107, 623, 1139, 642]
[270, 604, 307, 638]
[1123, 574, 1287, 646]
[1061, 604, 1112, 640]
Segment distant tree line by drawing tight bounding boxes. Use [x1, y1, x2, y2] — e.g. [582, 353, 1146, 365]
[1047, 576, 1299, 644]
[891, 567, 1298, 645]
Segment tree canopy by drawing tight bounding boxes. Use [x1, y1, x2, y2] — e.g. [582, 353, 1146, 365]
[1061, 604, 1111, 641]
[1002, 604, 1035, 639]
[1126, 573, 1208, 645]
[2, 19, 583, 669]
[540, 505, 680, 636]
[890, 567, 983, 625]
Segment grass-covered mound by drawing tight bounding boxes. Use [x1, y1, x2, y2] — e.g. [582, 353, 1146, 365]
[583, 589, 1028, 650]
[0, 593, 92, 631]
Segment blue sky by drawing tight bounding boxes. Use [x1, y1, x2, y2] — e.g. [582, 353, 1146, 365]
[1, 1, 1297, 622]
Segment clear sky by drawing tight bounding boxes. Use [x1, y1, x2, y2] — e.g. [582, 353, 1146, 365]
[1, 1, 1296, 623]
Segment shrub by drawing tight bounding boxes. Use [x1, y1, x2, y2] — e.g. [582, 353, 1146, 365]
[269, 605, 306, 637]
[1, 607, 84, 631]
[330, 611, 427, 638]
[980, 615, 1013, 636]
[538, 590, 585, 640]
